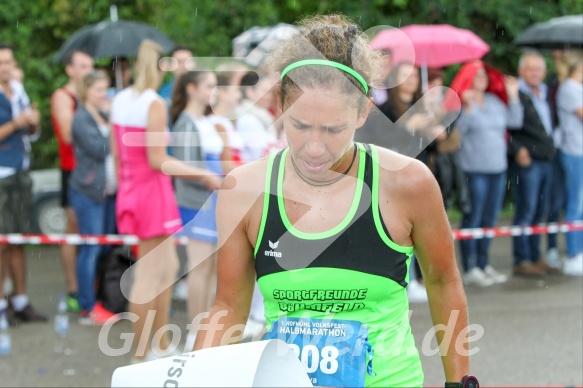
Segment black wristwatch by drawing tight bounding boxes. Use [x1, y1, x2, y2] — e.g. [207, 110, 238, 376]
[445, 375, 479, 388]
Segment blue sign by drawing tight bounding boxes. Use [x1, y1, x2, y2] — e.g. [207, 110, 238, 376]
[264, 317, 374, 387]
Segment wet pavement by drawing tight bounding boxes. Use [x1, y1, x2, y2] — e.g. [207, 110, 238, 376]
[0, 232, 581, 387]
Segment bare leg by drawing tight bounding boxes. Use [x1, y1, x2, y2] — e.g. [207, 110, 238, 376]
[61, 206, 78, 294]
[186, 239, 217, 327]
[8, 245, 26, 296]
[130, 236, 178, 359]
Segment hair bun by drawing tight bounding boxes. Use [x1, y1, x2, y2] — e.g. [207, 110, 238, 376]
[344, 25, 359, 40]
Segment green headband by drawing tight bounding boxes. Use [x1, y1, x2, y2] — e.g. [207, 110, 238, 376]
[280, 59, 369, 94]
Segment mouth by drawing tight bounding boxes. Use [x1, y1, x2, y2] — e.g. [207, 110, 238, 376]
[302, 160, 327, 172]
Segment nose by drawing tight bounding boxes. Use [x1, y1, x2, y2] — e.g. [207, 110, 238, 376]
[305, 129, 326, 159]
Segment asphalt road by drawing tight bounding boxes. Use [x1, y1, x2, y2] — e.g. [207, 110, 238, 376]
[0, 234, 581, 387]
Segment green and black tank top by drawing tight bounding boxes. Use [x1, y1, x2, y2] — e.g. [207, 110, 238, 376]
[254, 143, 423, 387]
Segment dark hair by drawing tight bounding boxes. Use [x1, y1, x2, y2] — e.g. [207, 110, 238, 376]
[268, 14, 382, 111]
[387, 62, 422, 118]
[170, 70, 213, 124]
[0, 44, 14, 53]
[171, 45, 192, 57]
[64, 50, 91, 66]
[239, 71, 260, 99]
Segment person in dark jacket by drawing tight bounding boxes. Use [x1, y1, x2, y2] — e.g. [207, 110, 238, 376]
[69, 71, 118, 324]
[508, 51, 557, 277]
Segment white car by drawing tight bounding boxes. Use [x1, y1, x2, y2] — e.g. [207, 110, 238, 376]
[30, 169, 66, 234]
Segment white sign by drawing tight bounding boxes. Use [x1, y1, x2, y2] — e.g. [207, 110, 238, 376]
[111, 339, 313, 387]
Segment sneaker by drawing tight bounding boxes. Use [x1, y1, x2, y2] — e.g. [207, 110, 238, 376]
[483, 265, 508, 284]
[546, 248, 562, 270]
[13, 303, 48, 323]
[66, 293, 81, 313]
[513, 262, 546, 277]
[463, 267, 494, 287]
[78, 302, 119, 326]
[407, 280, 428, 303]
[563, 253, 583, 276]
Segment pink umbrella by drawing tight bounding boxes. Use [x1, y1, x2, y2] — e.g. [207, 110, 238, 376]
[370, 24, 490, 68]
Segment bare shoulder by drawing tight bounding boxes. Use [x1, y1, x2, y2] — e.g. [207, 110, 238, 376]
[51, 88, 72, 107]
[218, 157, 271, 217]
[374, 146, 440, 201]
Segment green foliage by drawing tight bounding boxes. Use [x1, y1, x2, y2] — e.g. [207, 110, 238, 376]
[0, 0, 579, 169]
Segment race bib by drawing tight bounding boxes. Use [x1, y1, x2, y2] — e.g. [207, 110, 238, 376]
[264, 317, 374, 387]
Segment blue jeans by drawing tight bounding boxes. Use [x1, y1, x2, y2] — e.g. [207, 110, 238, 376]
[560, 152, 583, 257]
[460, 172, 506, 271]
[510, 160, 553, 265]
[68, 188, 116, 312]
[547, 151, 566, 250]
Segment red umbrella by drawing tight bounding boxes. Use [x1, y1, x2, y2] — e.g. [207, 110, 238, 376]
[370, 24, 490, 68]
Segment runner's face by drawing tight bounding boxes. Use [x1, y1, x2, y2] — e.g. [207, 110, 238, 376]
[283, 87, 369, 180]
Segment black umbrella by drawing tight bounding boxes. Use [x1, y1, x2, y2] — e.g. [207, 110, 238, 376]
[514, 14, 583, 49]
[53, 20, 175, 63]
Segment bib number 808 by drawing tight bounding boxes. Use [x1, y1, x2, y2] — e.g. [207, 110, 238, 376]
[288, 344, 339, 374]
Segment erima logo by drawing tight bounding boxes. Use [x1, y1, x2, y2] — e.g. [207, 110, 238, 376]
[265, 240, 282, 258]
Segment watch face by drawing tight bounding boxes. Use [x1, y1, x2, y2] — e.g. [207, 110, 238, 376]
[463, 376, 479, 388]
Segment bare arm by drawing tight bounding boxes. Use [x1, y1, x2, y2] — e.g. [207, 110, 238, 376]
[0, 111, 29, 142]
[193, 167, 262, 349]
[146, 99, 221, 189]
[575, 106, 583, 121]
[405, 162, 470, 382]
[51, 90, 75, 144]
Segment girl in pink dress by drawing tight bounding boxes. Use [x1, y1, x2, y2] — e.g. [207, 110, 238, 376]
[110, 40, 221, 363]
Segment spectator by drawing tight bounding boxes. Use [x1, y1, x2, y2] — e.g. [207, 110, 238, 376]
[169, 70, 224, 349]
[425, 68, 468, 212]
[208, 66, 245, 173]
[508, 51, 556, 277]
[234, 71, 277, 162]
[545, 50, 568, 269]
[370, 48, 392, 106]
[0, 43, 46, 323]
[50, 49, 94, 312]
[356, 62, 439, 303]
[69, 71, 118, 324]
[557, 50, 583, 276]
[110, 40, 219, 363]
[159, 45, 193, 106]
[447, 61, 523, 286]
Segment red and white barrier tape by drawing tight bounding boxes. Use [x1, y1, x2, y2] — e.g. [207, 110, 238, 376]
[0, 222, 582, 245]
